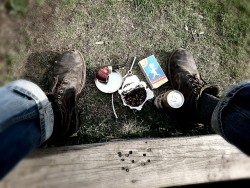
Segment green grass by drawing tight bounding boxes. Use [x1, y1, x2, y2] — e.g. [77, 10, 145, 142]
[133, 0, 166, 12]
[61, 0, 76, 7]
[4, 52, 17, 81]
[198, 0, 249, 76]
[3, 0, 46, 14]
[9, 0, 29, 13]
[131, 0, 249, 81]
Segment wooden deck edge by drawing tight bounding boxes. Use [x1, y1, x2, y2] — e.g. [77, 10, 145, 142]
[1, 135, 250, 188]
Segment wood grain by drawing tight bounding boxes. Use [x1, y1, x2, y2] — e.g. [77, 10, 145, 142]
[1, 135, 250, 188]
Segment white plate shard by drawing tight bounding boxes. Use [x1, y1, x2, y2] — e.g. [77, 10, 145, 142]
[95, 71, 123, 93]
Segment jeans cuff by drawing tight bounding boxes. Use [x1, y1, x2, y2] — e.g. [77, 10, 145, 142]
[211, 80, 250, 139]
[6, 80, 54, 144]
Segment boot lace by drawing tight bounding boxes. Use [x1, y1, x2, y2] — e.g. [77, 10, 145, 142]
[186, 74, 206, 96]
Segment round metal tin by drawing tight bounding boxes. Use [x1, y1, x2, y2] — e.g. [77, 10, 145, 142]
[163, 90, 184, 109]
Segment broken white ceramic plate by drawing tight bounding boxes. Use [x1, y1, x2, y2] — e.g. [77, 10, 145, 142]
[118, 75, 154, 110]
[95, 71, 123, 93]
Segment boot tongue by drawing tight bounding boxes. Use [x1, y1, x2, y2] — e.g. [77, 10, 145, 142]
[201, 85, 220, 97]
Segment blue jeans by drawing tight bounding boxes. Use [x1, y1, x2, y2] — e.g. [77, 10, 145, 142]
[0, 79, 249, 179]
[0, 80, 54, 179]
[212, 80, 250, 155]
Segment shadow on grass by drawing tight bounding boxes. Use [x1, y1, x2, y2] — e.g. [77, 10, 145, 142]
[23, 51, 60, 92]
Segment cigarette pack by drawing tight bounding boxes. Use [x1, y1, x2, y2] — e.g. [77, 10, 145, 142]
[138, 55, 168, 89]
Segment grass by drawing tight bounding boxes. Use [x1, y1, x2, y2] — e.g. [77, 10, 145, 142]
[9, 0, 29, 14]
[198, 0, 250, 79]
[2, 0, 46, 14]
[0, 0, 249, 146]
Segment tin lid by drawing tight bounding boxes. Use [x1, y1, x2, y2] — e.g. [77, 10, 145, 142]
[166, 90, 184, 108]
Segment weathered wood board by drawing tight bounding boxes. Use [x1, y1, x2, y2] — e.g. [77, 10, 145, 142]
[1, 135, 250, 188]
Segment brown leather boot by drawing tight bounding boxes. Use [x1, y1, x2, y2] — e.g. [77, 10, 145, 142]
[167, 48, 219, 130]
[47, 49, 86, 140]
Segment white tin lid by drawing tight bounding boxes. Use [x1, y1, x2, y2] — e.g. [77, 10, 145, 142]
[167, 90, 184, 108]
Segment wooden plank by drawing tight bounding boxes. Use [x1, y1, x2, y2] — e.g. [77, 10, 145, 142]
[1, 135, 250, 188]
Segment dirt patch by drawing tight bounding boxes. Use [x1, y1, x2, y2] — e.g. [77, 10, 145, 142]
[0, 0, 249, 145]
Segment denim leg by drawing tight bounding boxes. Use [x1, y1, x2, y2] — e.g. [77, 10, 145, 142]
[0, 84, 39, 134]
[0, 119, 40, 179]
[0, 80, 54, 179]
[2, 80, 54, 143]
[212, 80, 250, 155]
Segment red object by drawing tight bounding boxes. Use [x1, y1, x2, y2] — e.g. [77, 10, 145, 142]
[95, 66, 112, 83]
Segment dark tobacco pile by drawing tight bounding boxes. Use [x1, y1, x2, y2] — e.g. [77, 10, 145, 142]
[123, 87, 147, 107]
